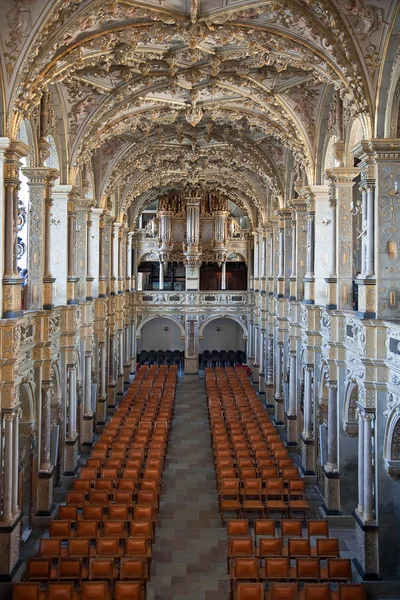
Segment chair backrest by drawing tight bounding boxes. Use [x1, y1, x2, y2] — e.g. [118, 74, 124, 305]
[13, 583, 39, 600]
[49, 521, 72, 539]
[227, 520, 249, 537]
[67, 539, 90, 557]
[304, 583, 331, 600]
[296, 558, 320, 580]
[38, 538, 62, 557]
[89, 557, 115, 580]
[82, 505, 103, 521]
[130, 520, 153, 539]
[338, 584, 366, 600]
[58, 557, 82, 580]
[58, 506, 78, 521]
[327, 559, 352, 581]
[229, 537, 254, 556]
[265, 558, 290, 579]
[81, 581, 109, 600]
[288, 537, 311, 557]
[233, 557, 259, 578]
[258, 537, 282, 557]
[235, 582, 264, 600]
[66, 491, 85, 506]
[316, 538, 339, 557]
[96, 537, 120, 556]
[119, 558, 147, 580]
[308, 520, 329, 537]
[115, 581, 142, 600]
[243, 478, 262, 494]
[103, 520, 126, 537]
[26, 557, 51, 581]
[108, 505, 129, 520]
[47, 583, 74, 600]
[281, 520, 302, 538]
[125, 537, 149, 556]
[271, 583, 298, 600]
[266, 478, 284, 494]
[254, 519, 275, 537]
[76, 520, 98, 539]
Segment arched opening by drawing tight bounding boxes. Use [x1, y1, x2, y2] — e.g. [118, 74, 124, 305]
[340, 380, 360, 513]
[19, 382, 36, 533]
[316, 365, 329, 496]
[137, 317, 185, 358]
[200, 317, 246, 355]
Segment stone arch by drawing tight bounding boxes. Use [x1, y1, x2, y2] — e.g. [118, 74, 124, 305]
[198, 314, 248, 340]
[322, 134, 340, 181]
[19, 379, 36, 530]
[343, 379, 359, 437]
[383, 394, 400, 480]
[346, 117, 364, 167]
[136, 315, 185, 341]
[318, 362, 329, 409]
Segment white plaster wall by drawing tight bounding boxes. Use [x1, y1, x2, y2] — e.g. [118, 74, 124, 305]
[200, 318, 245, 352]
[138, 318, 184, 351]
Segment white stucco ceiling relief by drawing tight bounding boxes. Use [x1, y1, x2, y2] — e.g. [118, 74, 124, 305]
[2, 0, 398, 223]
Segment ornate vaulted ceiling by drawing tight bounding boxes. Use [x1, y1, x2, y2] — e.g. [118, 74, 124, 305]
[0, 0, 397, 224]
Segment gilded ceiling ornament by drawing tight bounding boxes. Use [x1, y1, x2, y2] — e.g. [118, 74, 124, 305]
[185, 102, 204, 127]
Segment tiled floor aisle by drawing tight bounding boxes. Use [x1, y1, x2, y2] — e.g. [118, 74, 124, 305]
[147, 374, 229, 600]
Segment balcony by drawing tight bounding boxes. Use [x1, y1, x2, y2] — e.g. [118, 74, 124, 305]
[135, 291, 249, 306]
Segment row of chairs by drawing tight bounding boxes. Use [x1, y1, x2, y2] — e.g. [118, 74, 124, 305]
[14, 365, 177, 600]
[201, 349, 246, 367]
[137, 349, 183, 366]
[204, 368, 364, 600]
[206, 367, 310, 524]
[234, 582, 365, 600]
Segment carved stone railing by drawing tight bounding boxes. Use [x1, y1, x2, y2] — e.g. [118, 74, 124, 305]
[135, 291, 249, 306]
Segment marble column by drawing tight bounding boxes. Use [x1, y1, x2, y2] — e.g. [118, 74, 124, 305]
[40, 384, 52, 471]
[124, 325, 131, 383]
[84, 353, 92, 417]
[110, 222, 117, 295]
[303, 366, 313, 440]
[43, 171, 58, 308]
[67, 193, 79, 304]
[221, 261, 226, 290]
[86, 210, 94, 300]
[363, 413, 375, 522]
[288, 352, 297, 416]
[159, 262, 164, 290]
[64, 365, 78, 475]
[324, 178, 338, 310]
[275, 342, 284, 424]
[365, 184, 375, 278]
[247, 321, 253, 364]
[360, 186, 367, 277]
[97, 341, 107, 425]
[118, 227, 124, 293]
[82, 351, 94, 446]
[0, 138, 10, 314]
[304, 191, 315, 304]
[3, 141, 28, 317]
[37, 383, 55, 515]
[12, 410, 19, 515]
[286, 350, 298, 444]
[252, 326, 259, 382]
[2, 414, 14, 521]
[258, 329, 266, 394]
[326, 381, 338, 472]
[357, 410, 365, 515]
[117, 329, 124, 394]
[268, 227, 274, 295]
[277, 217, 285, 297]
[67, 366, 77, 439]
[289, 211, 297, 300]
[98, 216, 107, 297]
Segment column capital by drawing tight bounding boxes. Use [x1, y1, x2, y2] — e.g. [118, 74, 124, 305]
[324, 167, 360, 185]
[327, 381, 338, 391]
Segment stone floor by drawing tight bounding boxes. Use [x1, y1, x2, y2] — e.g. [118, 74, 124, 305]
[13, 372, 361, 600]
[147, 374, 229, 600]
